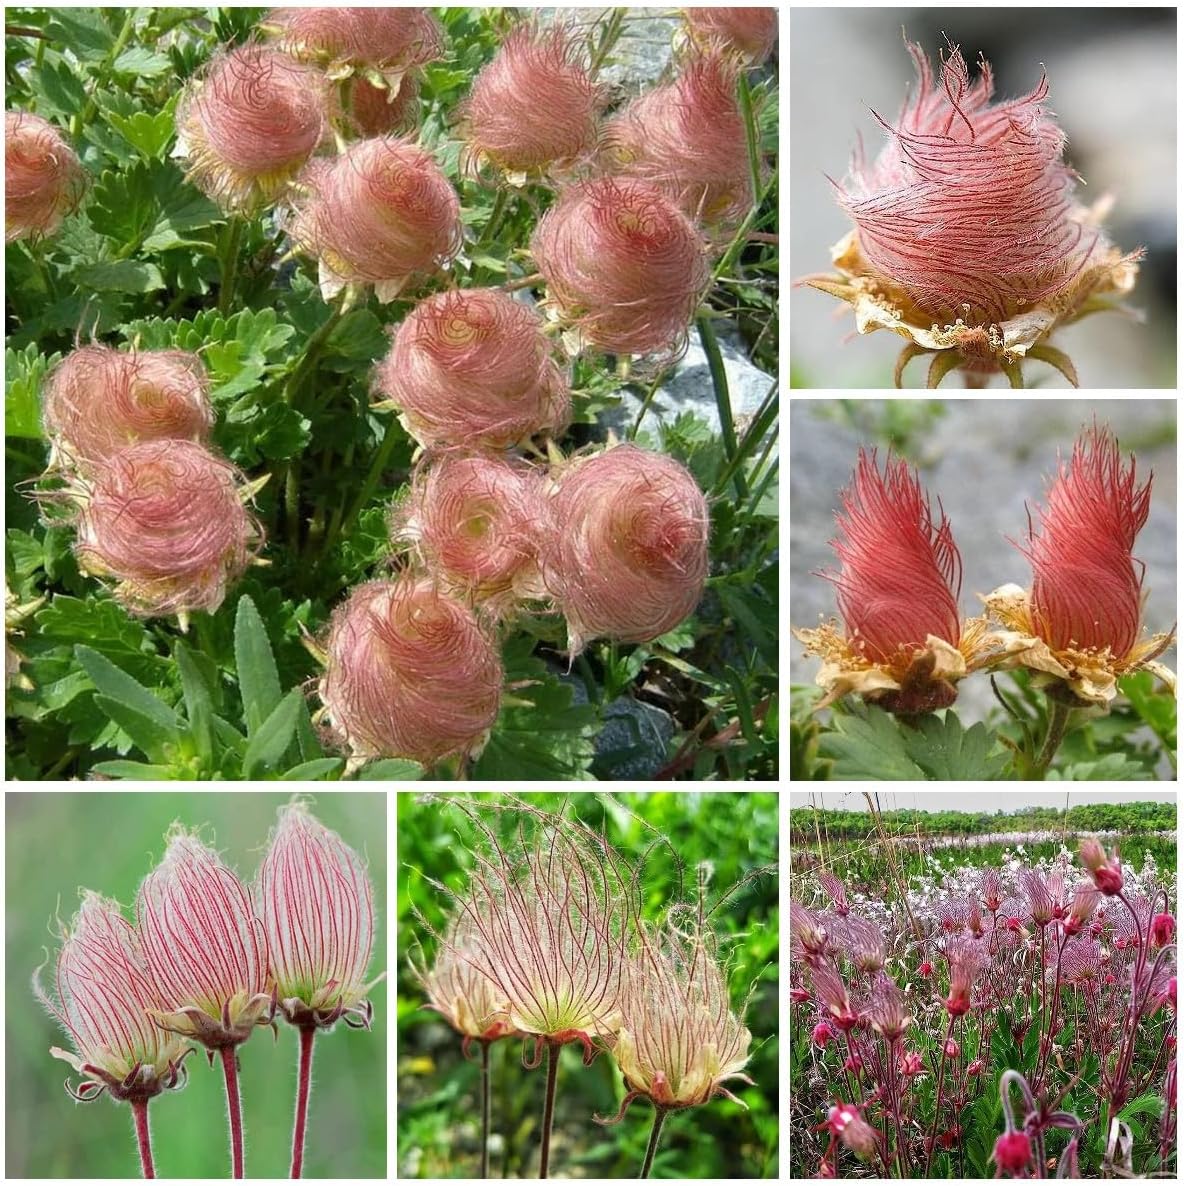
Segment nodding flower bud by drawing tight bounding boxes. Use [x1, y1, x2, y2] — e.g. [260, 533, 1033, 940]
[944, 1037, 960, 1058]
[812, 1020, 835, 1047]
[683, 7, 778, 65]
[1080, 838, 1124, 896]
[289, 136, 461, 302]
[42, 346, 213, 473]
[821, 1101, 877, 1161]
[373, 288, 571, 450]
[175, 43, 328, 214]
[993, 1129, 1033, 1176]
[74, 439, 262, 618]
[1150, 912, 1175, 948]
[394, 452, 546, 615]
[5, 111, 87, 243]
[460, 24, 603, 180]
[531, 177, 709, 358]
[264, 6, 442, 71]
[319, 575, 503, 766]
[541, 444, 709, 655]
[605, 52, 752, 232]
[899, 1050, 923, 1076]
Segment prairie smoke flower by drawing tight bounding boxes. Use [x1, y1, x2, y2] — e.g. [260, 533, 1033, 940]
[393, 452, 546, 614]
[318, 576, 502, 766]
[372, 288, 571, 450]
[540, 444, 709, 655]
[531, 177, 710, 359]
[1079, 838, 1124, 897]
[800, 39, 1140, 388]
[790, 902, 829, 965]
[42, 346, 213, 474]
[818, 872, 849, 916]
[288, 136, 461, 302]
[993, 1129, 1032, 1175]
[1019, 868, 1055, 927]
[817, 1100, 877, 1161]
[1063, 886, 1101, 937]
[841, 916, 886, 974]
[944, 939, 984, 1016]
[812, 1020, 835, 1047]
[175, 43, 328, 214]
[5, 111, 86, 243]
[793, 449, 996, 713]
[605, 52, 752, 233]
[264, 6, 441, 73]
[982, 868, 1003, 912]
[683, 7, 778, 65]
[459, 24, 603, 182]
[811, 964, 859, 1031]
[73, 439, 262, 619]
[867, 973, 911, 1043]
[1151, 913, 1176, 948]
[984, 425, 1175, 706]
[899, 1049, 924, 1076]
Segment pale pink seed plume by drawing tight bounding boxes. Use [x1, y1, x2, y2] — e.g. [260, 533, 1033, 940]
[42, 345, 214, 473]
[826, 449, 962, 663]
[74, 439, 262, 618]
[1023, 424, 1151, 657]
[347, 74, 420, 138]
[255, 801, 376, 1025]
[265, 6, 442, 70]
[135, 830, 272, 1045]
[34, 890, 190, 1099]
[176, 42, 328, 214]
[288, 136, 461, 299]
[532, 177, 710, 358]
[839, 39, 1114, 325]
[683, 7, 778, 65]
[606, 51, 752, 233]
[319, 575, 503, 765]
[372, 287, 571, 449]
[5, 111, 87, 243]
[460, 24, 603, 177]
[541, 444, 709, 655]
[395, 452, 547, 614]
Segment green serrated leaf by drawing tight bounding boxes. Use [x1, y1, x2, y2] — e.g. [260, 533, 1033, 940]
[105, 100, 178, 160]
[73, 259, 165, 293]
[817, 703, 926, 781]
[234, 595, 282, 735]
[242, 688, 302, 779]
[174, 640, 214, 769]
[1047, 752, 1151, 781]
[900, 712, 1010, 781]
[5, 343, 58, 440]
[74, 644, 178, 731]
[93, 695, 178, 763]
[355, 758, 424, 781]
[91, 760, 178, 779]
[281, 758, 344, 781]
[37, 598, 161, 684]
[111, 46, 173, 76]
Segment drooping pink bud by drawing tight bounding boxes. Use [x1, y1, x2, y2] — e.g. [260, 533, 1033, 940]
[373, 288, 570, 449]
[531, 177, 709, 358]
[993, 1129, 1032, 1175]
[943, 1037, 960, 1058]
[821, 1101, 877, 1160]
[1150, 913, 1175, 948]
[683, 7, 778, 65]
[1080, 837, 1124, 896]
[42, 346, 214, 473]
[812, 1020, 835, 1047]
[175, 43, 328, 214]
[74, 439, 262, 618]
[968, 1058, 985, 1076]
[541, 444, 709, 655]
[319, 575, 503, 765]
[899, 1050, 923, 1076]
[459, 24, 603, 179]
[265, 7, 442, 71]
[5, 111, 87, 243]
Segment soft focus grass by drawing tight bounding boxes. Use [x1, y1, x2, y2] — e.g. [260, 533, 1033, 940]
[5, 791, 386, 1179]
[396, 791, 779, 1179]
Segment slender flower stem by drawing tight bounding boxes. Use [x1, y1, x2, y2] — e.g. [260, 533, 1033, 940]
[130, 1099, 155, 1179]
[1034, 699, 1071, 777]
[218, 218, 244, 315]
[640, 1106, 668, 1179]
[291, 1026, 317, 1179]
[220, 1046, 245, 1178]
[538, 1039, 559, 1179]
[696, 312, 746, 499]
[923, 1015, 955, 1177]
[480, 1040, 491, 1179]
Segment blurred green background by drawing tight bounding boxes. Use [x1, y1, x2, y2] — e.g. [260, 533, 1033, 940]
[396, 791, 779, 1179]
[5, 791, 386, 1179]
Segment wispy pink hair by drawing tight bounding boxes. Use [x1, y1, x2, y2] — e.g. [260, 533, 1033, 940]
[684, 7, 778, 65]
[825, 449, 961, 662]
[1021, 425, 1151, 657]
[265, 7, 442, 70]
[5, 111, 87, 243]
[346, 74, 419, 138]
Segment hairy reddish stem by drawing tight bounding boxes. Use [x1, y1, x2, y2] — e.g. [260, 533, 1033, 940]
[291, 1026, 316, 1179]
[539, 1039, 559, 1179]
[221, 1046, 245, 1178]
[923, 1015, 955, 1177]
[480, 1040, 491, 1179]
[640, 1106, 668, 1179]
[131, 1098, 155, 1179]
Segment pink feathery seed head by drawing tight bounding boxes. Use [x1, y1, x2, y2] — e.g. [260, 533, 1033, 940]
[175, 42, 328, 214]
[460, 23, 603, 177]
[826, 449, 962, 662]
[838, 38, 1109, 326]
[843, 916, 886, 975]
[540, 444, 709, 656]
[818, 871, 849, 916]
[346, 73, 419, 138]
[531, 177, 710, 358]
[319, 575, 503, 765]
[789, 902, 829, 963]
[289, 136, 461, 301]
[1079, 837, 1124, 896]
[74, 439, 262, 618]
[42, 345, 214, 473]
[34, 891, 190, 1102]
[395, 452, 547, 613]
[1019, 868, 1054, 927]
[868, 973, 911, 1043]
[265, 7, 442, 70]
[605, 51, 752, 233]
[1023, 424, 1151, 657]
[5, 111, 87, 243]
[135, 829, 272, 1048]
[944, 938, 985, 1016]
[255, 801, 377, 1029]
[1064, 885, 1101, 936]
[982, 868, 1003, 912]
[373, 287, 571, 449]
[811, 963, 859, 1031]
[683, 8, 778, 65]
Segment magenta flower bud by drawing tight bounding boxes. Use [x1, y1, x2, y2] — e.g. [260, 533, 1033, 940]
[541, 444, 709, 656]
[823, 1101, 877, 1160]
[1080, 837, 1124, 896]
[968, 1058, 985, 1077]
[683, 7, 778, 65]
[812, 1020, 835, 1048]
[5, 111, 87, 243]
[1151, 913, 1175, 948]
[993, 1129, 1032, 1175]
[899, 1050, 923, 1076]
[943, 1037, 960, 1058]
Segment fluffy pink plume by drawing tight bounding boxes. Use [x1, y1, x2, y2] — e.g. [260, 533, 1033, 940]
[289, 136, 461, 300]
[826, 450, 962, 662]
[542, 445, 709, 654]
[319, 575, 503, 765]
[373, 287, 570, 449]
[1022, 425, 1151, 657]
[42, 346, 213, 472]
[265, 7, 442, 69]
[5, 111, 87, 243]
[176, 43, 328, 213]
[684, 7, 778, 64]
[460, 24, 602, 177]
[347, 74, 419, 137]
[75, 439, 261, 617]
[532, 177, 709, 357]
